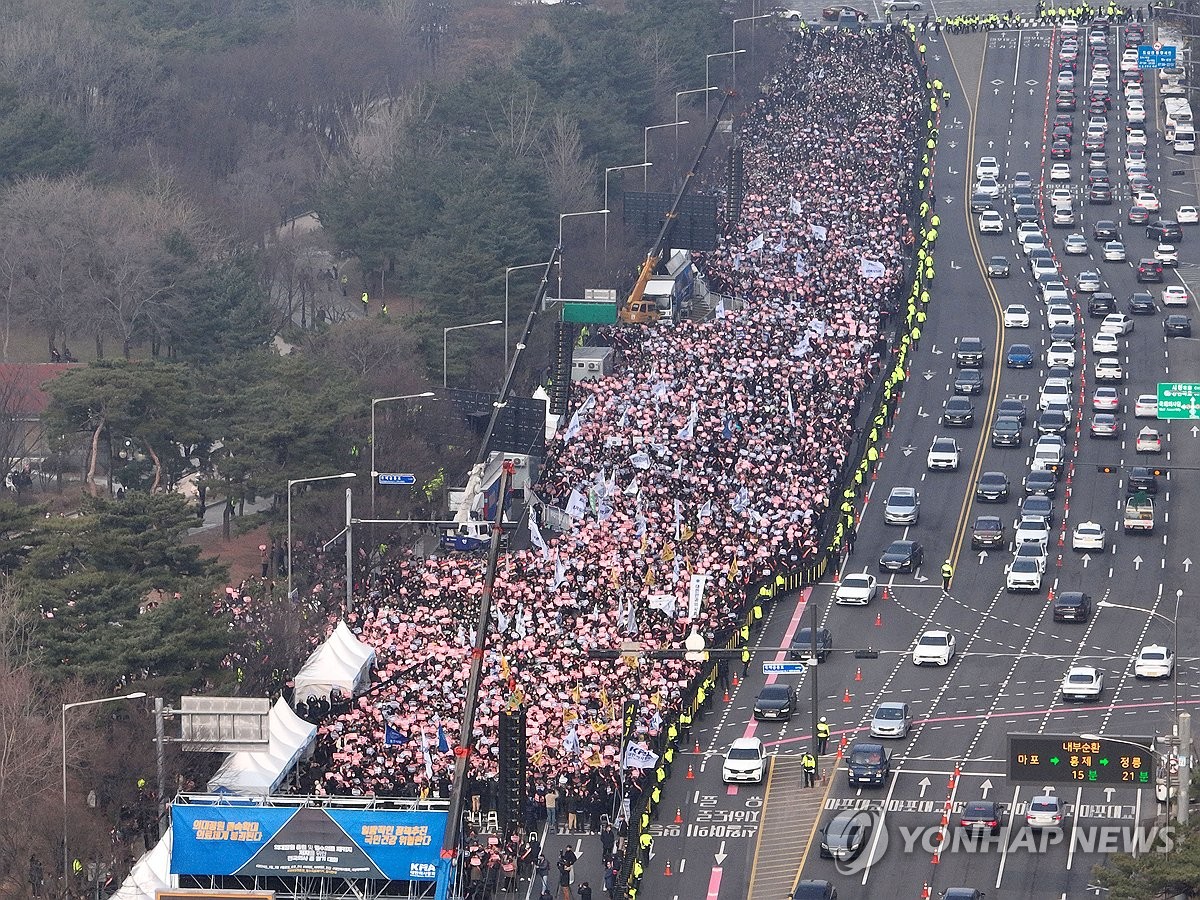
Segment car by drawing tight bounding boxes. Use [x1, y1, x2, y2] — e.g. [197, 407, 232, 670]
[954, 337, 985, 367]
[1102, 240, 1125, 261]
[1015, 516, 1050, 546]
[819, 809, 870, 861]
[1053, 124, 1074, 143]
[1015, 540, 1048, 573]
[1090, 184, 1113, 204]
[912, 630, 955, 666]
[1006, 343, 1034, 368]
[1042, 281, 1069, 305]
[978, 210, 1004, 233]
[1090, 412, 1119, 438]
[1077, 270, 1101, 292]
[954, 369, 983, 395]
[998, 398, 1027, 425]
[723, 736, 767, 783]
[1129, 291, 1157, 314]
[959, 800, 1005, 835]
[926, 437, 959, 472]
[1136, 427, 1162, 453]
[1050, 323, 1077, 346]
[971, 515, 1006, 549]
[1093, 219, 1118, 240]
[1047, 305, 1074, 329]
[1163, 285, 1191, 307]
[1014, 203, 1039, 224]
[1052, 205, 1075, 227]
[1165, 314, 1192, 337]
[883, 486, 920, 525]
[975, 156, 1000, 180]
[1056, 93, 1076, 111]
[819, 4, 868, 19]
[1021, 231, 1046, 256]
[991, 414, 1023, 447]
[1127, 127, 1148, 147]
[1092, 331, 1119, 355]
[989, 256, 1012, 278]
[1062, 233, 1088, 255]
[974, 176, 1000, 198]
[1100, 313, 1133, 335]
[1051, 139, 1072, 159]
[846, 741, 891, 787]
[1027, 793, 1067, 830]
[835, 573, 878, 606]
[1083, 133, 1104, 151]
[1137, 258, 1163, 282]
[1037, 407, 1069, 436]
[1053, 590, 1092, 622]
[1046, 342, 1076, 368]
[1128, 206, 1150, 225]
[1003, 303, 1028, 327]
[1146, 219, 1183, 241]
[883, 0, 924, 11]
[1022, 493, 1054, 525]
[1039, 381, 1071, 411]
[942, 396, 975, 427]
[1094, 357, 1123, 382]
[879, 539, 924, 573]
[754, 683, 797, 720]
[970, 191, 994, 213]
[1013, 188, 1036, 210]
[1134, 394, 1158, 418]
[1178, 205, 1199, 224]
[789, 626, 834, 661]
[1155, 244, 1179, 266]
[1049, 163, 1072, 181]
[869, 701, 912, 739]
[1013, 170, 1034, 189]
[1128, 466, 1160, 495]
[1061, 665, 1104, 701]
[1088, 292, 1117, 316]
[1134, 645, 1175, 679]
[791, 882, 838, 900]
[975, 471, 1009, 503]
[1092, 387, 1120, 410]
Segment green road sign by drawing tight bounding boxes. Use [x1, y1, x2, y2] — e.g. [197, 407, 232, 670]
[1008, 733, 1155, 786]
[1158, 382, 1200, 419]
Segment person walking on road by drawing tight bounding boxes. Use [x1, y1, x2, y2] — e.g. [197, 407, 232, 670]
[941, 559, 954, 593]
[816, 717, 831, 754]
[802, 752, 817, 787]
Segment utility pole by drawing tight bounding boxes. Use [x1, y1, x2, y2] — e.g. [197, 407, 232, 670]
[1179, 711, 1191, 825]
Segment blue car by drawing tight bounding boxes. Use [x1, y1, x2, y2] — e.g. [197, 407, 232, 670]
[1006, 343, 1035, 368]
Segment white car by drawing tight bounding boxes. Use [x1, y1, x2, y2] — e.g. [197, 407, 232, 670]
[1047, 305, 1074, 328]
[1120, 50, 1140, 73]
[1126, 149, 1146, 167]
[1103, 240, 1126, 261]
[1006, 557, 1044, 592]
[1061, 665, 1105, 701]
[1095, 357, 1124, 382]
[1071, 521, 1106, 550]
[1134, 190, 1159, 210]
[1127, 101, 1147, 123]
[1092, 387, 1120, 410]
[1134, 645, 1174, 679]
[835, 573, 878, 606]
[1125, 82, 1145, 100]
[1076, 270, 1101, 292]
[1050, 163, 1072, 181]
[1046, 342, 1076, 367]
[978, 210, 1004, 233]
[927, 437, 960, 471]
[1015, 516, 1051, 546]
[912, 630, 956, 666]
[1042, 282, 1069, 305]
[1092, 331, 1119, 355]
[1155, 244, 1179, 266]
[1163, 285, 1191, 307]
[1099, 313, 1133, 335]
[1050, 188, 1073, 208]
[1021, 233, 1048, 256]
[1136, 427, 1162, 453]
[1064, 233, 1089, 255]
[1027, 793, 1067, 830]
[976, 156, 1001, 180]
[1017, 221, 1042, 242]
[1039, 380, 1071, 410]
[1178, 205, 1199, 224]
[1031, 435, 1065, 471]
[1031, 257, 1058, 279]
[1004, 304, 1030, 328]
[722, 736, 766, 783]
[975, 176, 1001, 198]
[1134, 394, 1158, 417]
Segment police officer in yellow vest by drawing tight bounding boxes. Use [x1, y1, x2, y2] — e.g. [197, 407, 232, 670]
[816, 717, 832, 754]
[941, 559, 954, 592]
[802, 752, 817, 787]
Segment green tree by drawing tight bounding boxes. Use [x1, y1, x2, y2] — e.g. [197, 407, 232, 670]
[1093, 820, 1200, 898]
[162, 255, 272, 364]
[0, 83, 92, 181]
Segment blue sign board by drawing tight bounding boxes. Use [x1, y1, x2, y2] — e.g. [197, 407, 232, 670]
[763, 662, 806, 674]
[377, 473, 417, 485]
[1138, 43, 1176, 69]
[171, 804, 447, 881]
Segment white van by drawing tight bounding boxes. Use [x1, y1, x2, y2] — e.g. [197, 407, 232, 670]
[1175, 126, 1195, 153]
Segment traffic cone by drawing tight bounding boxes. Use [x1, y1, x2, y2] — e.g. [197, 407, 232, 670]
[732, 673, 739, 688]
[882, 587, 889, 600]
[664, 860, 673, 877]
[855, 667, 863, 681]
[833, 569, 840, 583]
[843, 688, 852, 703]
[723, 688, 730, 703]
[874, 612, 882, 627]
[872, 468, 878, 481]
[686, 764, 694, 779]
[922, 883, 931, 899]
[694, 739, 701, 754]
[674, 808, 683, 824]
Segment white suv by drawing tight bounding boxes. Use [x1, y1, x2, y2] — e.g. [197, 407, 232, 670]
[1006, 556, 1044, 592]
[722, 737, 766, 783]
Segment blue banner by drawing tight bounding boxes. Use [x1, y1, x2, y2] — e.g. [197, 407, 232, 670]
[171, 804, 446, 881]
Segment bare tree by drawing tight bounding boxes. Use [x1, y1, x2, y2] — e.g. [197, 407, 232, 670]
[540, 112, 597, 214]
[487, 87, 541, 158]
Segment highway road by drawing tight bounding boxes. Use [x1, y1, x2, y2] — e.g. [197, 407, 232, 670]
[637, 18, 1200, 900]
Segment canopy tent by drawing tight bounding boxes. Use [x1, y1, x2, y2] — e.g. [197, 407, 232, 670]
[206, 698, 317, 795]
[111, 827, 172, 900]
[292, 620, 375, 705]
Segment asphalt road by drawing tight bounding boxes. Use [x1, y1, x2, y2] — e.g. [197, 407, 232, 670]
[636, 19, 1200, 900]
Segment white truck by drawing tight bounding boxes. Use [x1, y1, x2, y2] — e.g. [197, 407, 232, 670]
[1123, 495, 1155, 533]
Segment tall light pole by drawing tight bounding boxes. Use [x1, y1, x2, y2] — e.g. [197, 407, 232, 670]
[287, 472, 356, 603]
[644, 121, 688, 189]
[442, 320, 502, 389]
[557, 209, 609, 299]
[603, 164, 652, 257]
[63, 692, 147, 881]
[370, 392, 435, 541]
[504, 264, 546, 369]
[733, 14, 774, 86]
[705, 50, 745, 119]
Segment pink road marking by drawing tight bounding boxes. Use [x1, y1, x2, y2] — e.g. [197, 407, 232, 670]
[706, 866, 724, 900]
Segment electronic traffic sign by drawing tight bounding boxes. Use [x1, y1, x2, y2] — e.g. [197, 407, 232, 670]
[1158, 382, 1200, 419]
[1008, 733, 1155, 786]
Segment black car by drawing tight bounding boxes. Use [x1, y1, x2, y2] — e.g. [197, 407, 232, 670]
[943, 891, 985, 900]
[1053, 590, 1092, 622]
[1137, 258, 1163, 283]
[1012, 187, 1035, 209]
[1046, 365, 1073, 386]
[846, 742, 891, 787]
[1056, 94, 1077, 111]
[1023, 494, 1055, 525]
[1147, 219, 1184, 242]
[1088, 292, 1116, 316]
[943, 396, 975, 426]
[1051, 140, 1072, 159]
[1037, 408, 1070, 435]
[1024, 469, 1058, 495]
[1129, 206, 1151, 225]
[1014, 204, 1039, 224]
[1165, 314, 1192, 337]
[1093, 219, 1118, 240]
[819, 810, 870, 860]
[789, 626, 834, 662]
[1050, 323, 1077, 345]
[753, 683, 797, 720]
[959, 799, 1006, 835]
[954, 369, 983, 395]
[791, 881, 838, 900]
[987, 255, 1010, 277]
[990, 416, 1023, 447]
[1129, 292, 1156, 314]
[1052, 124, 1073, 143]
[879, 539, 923, 573]
[955, 337, 985, 367]
[1089, 184, 1113, 204]
[971, 515, 1006, 549]
[998, 397, 1027, 424]
[970, 191, 994, 212]
[1128, 467, 1160, 495]
[975, 471, 1009, 502]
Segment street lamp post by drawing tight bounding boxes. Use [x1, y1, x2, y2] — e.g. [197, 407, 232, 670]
[732, 14, 774, 85]
[63, 692, 147, 882]
[603, 164, 652, 257]
[287, 472, 356, 604]
[557, 210, 610, 299]
[705, 50, 745, 119]
[644, 122, 688, 189]
[442, 320, 502, 389]
[504, 264, 546, 370]
[370, 392, 435, 547]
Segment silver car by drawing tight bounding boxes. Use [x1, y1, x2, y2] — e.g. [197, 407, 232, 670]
[869, 701, 912, 738]
[1026, 793, 1066, 830]
[883, 486, 920, 524]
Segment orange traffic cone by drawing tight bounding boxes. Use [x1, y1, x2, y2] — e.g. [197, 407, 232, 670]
[855, 667, 862, 682]
[843, 688, 852, 703]
[664, 860, 673, 877]
[723, 689, 731, 703]
[674, 808, 683, 824]
[693, 739, 701, 754]
[882, 587, 889, 600]
[833, 569, 840, 583]
[686, 765, 694, 779]
[874, 612, 882, 627]
[732, 673, 739, 688]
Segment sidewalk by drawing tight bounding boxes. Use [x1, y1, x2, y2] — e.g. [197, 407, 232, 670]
[747, 756, 838, 900]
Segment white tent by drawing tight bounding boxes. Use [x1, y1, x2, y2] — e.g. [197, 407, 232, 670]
[292, 620, 375, 704]
[207, 698, 317, 795]
[111, 827, 172, 899]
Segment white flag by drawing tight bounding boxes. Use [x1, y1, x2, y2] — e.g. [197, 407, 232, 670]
[629, 451, 651, 470]
[698, 498, 713, 520]
[421, 732, 434, 780]
[648, 593, 677, 616]
[789, 196, 802, 215]
[795, 254, 807, 275]
[677, 402, 698, 441]
[563, 727, 581, 755]
[787, 390, 796, 427]
[747, 232, 765, 253]
[553, 554, 568, 589]
[810, 223, 828, 241]
[623, 743, 660, 770]
[859, 258, 886, 278]
[624, 476, 641, 496]
[529, 515, 550, 560]
[565, 488, 588, 520]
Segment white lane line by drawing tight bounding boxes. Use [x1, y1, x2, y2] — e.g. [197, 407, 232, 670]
[995, 784, 1022, 888]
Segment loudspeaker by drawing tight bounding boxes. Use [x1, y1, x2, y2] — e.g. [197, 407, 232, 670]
[498, 707, 528, 831]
